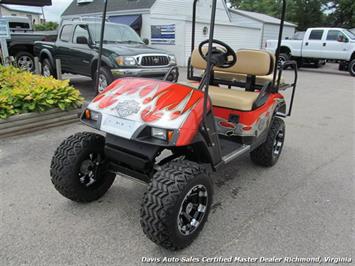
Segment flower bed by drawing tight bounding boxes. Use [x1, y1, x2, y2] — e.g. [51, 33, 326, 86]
[0, 66, 83, 119]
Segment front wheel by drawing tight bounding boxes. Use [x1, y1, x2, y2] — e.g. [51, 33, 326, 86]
[349, 59, 355, 77]
[50, 132, 116, 203]
[250, 117, 285, 167]
[42, 58, 56, 78]
[95, 67, 113, 94]
[140, 160, 213, 250]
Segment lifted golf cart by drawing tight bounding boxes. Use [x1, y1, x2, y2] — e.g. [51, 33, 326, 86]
[50, 0, 297, 250]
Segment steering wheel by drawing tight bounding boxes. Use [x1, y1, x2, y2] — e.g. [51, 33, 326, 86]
[198, 39, 237, 68]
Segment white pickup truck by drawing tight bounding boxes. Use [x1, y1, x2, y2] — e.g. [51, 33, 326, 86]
[266, 27, 355, 76]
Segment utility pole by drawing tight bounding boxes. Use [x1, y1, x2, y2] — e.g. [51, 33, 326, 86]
[41, 7, 46, 23]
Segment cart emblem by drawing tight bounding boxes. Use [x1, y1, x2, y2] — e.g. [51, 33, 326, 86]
[115, 100, 141, 118]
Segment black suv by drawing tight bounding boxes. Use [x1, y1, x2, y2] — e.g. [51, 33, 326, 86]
[34, 21, 178, 92]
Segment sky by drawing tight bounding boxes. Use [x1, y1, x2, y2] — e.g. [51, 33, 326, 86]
[6, 0, 72, 22]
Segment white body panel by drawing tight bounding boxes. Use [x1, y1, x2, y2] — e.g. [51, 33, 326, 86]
[301, 29, 325, 58]
[266, 27, 355, 61]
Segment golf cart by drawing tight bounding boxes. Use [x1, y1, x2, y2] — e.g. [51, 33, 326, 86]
[50, 0, 297, 250]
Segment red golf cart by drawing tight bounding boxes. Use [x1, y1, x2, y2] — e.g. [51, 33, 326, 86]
[50, 0, 297, 250]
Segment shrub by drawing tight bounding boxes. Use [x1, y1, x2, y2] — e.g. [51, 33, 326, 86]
[0, 66, 83, 119]
[33, 22, 59, 31]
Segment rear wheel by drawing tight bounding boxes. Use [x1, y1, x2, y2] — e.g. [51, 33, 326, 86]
[140, 160, 213, 250]
[15, 51, 35, 72]
[50, 132, 116, 202]
[250, 117, 285, 167]
[313, 60, 320, 68]
[349, 59, 355, 77]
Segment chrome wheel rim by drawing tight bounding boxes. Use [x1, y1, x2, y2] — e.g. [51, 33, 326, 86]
[278, 56, 286, 68]
[98, 74, 108, 93]
[351, 63, 355, 75]
[43, 64, 51, 77]
[78, 153, 103, 188]
[177, 184, 208, 236]
[17, 56, 33, 71]
[273, 129, 285, 156]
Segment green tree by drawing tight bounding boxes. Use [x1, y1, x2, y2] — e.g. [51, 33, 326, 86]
[325, 0, 355, 27]
[33, 22, 59, 31]
[229, 0, 328, 30]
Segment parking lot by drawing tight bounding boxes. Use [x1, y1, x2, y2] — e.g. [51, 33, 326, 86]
[0, 64, 354, 265]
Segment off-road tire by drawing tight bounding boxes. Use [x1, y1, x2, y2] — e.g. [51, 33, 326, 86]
[349, 59, 355, 77]
[140, 160, 213, 250]
[250, 117, 285, 167]
[50, 132, 116, 203]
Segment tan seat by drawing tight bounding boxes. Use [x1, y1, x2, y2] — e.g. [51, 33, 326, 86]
[187, 48, 275, 111]
[209, 86, 259, 111]
[191, 48, 283, 86]
[180, 82, 259, 111]
[214, 72, 284, 86]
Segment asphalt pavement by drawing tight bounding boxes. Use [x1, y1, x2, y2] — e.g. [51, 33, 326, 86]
[0, 64, 354, 265]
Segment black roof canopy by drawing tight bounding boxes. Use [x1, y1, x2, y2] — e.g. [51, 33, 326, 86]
[62, 0, 156, 16]
[0, 0, 51, 6]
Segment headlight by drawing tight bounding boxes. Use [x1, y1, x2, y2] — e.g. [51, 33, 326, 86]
[84, 109, 99, 121]
[169, 55, 176, 64]
[151, 128, 174, 142]
[152, 128, 167, 140]
[116, 56, 137, 66]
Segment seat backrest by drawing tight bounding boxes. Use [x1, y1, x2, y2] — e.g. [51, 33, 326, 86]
[190, 48, 275, 76]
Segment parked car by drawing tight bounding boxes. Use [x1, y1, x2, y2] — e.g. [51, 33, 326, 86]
[1, 16, 57, 72]
[34, 21, 178, 93]
[266, 27, 355, 76]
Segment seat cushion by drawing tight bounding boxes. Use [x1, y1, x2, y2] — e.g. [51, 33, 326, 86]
[214, 71, 284, 86]
[191, 48, 274, 76]
[209, 86, 259, 111]
[179, 82, 259, 111]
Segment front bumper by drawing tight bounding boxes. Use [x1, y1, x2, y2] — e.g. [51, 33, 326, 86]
[111, 66, 175, 79]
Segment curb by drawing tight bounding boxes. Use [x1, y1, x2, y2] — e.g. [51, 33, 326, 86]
[0, 108, 82, 138]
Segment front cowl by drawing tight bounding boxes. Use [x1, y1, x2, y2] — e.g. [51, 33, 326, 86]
[87, 78, 205, 142]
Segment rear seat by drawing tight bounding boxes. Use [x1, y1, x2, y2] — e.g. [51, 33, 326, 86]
[190, 48, 283, 88]
[182, 48, 276, 111]
[213, 72, 278, 86]
[181, 82, 259, 111]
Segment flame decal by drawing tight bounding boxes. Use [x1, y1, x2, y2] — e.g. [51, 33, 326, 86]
[92, 78, 204, 123]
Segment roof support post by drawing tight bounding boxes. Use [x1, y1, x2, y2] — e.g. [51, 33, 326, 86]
[272, 0, 286, 91]
[95, 0, 109, 94]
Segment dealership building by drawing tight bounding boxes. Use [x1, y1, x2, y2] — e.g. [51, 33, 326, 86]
[62, 0, 296, 66]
